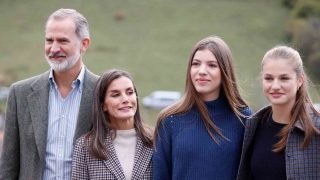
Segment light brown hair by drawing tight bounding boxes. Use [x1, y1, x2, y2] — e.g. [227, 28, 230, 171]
[154, 36, 249, 144]
[262, 45, 320, 152]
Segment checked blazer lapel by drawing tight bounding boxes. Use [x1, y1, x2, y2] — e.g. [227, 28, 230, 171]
[103, 135, 126, 180]
[27, 72, 50, 161]
[131, 136, 153, 180]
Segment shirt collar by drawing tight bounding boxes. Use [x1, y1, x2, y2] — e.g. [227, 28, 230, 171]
[48, 65, 85, 92]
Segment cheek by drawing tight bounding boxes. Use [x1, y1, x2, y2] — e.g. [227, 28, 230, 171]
[103, 98, 114, 112]
[103, 102, 108, 112]
[190, 69, 195, 77]
[45, 46, 50, 53]
[262, 81, 269, 92]
[131, 96, 138, 106]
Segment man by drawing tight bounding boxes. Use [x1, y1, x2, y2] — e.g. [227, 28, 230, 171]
[0, 8, 98, 179]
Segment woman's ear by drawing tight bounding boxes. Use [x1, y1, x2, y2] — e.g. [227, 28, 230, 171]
[297, 74, 304, 90]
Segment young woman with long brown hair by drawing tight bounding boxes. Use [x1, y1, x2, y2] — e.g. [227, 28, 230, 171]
[153, 36, 253, 180]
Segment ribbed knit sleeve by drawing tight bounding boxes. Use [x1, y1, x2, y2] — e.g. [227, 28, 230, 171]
[153, 115, 174, 180]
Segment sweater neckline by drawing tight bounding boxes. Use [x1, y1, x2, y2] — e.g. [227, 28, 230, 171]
[203, 95, 229, 109]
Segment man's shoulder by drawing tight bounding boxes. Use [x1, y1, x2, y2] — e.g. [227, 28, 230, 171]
[11, 71, 49, 90]
[84, 69, 99, 80]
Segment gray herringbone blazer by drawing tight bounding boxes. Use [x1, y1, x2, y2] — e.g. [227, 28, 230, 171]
[237, 106, 320, 180]
[0, 69, 98, 180]
[71, 134, 153, 180]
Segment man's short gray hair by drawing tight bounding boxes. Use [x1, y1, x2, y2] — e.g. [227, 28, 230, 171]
[46, 8, 90, 40]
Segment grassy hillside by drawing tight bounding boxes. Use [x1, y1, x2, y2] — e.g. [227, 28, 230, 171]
[0, 0, 296, 125]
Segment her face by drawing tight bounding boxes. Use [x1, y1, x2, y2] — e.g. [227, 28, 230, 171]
[103, 76, 137, 128]
[190, 49, 222, 101]
[262, 58, 303, 108]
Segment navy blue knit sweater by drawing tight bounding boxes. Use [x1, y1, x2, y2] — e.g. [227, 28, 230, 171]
[153, 95, 252, 180]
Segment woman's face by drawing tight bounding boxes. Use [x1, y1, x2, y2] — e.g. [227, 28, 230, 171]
[190, 49, 222, 101]
[262, 58, 303, 108]
[103, 76, 137, 129]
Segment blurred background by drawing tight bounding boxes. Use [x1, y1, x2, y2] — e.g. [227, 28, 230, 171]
[0, 0, 319, 128]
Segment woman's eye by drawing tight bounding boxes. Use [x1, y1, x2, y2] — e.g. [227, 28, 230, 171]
[264, 77, 272, 81]
[191, 62, 199, 66]
[208, 63, 218, 68]
[111, 93, 119, 97]
[127, 90, 134, 95]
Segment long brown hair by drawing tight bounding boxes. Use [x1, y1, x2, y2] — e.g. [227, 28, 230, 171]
[154, 36, 249, 144]
[262, 45, 320, 152]
[86, 69, 153, 160]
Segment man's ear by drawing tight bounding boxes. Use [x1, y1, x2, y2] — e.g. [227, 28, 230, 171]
[80, 37, 90, 53]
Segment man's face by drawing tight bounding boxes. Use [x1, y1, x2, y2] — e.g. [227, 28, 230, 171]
[45, 18, 82, 72]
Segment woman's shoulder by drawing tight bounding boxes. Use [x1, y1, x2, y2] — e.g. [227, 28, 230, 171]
[75, 134, 92, 149]
[248, 106, 271, 120]
[161, 110, 196, 125]
[240, 106, 254, 117]
[311, 111, 320, 128]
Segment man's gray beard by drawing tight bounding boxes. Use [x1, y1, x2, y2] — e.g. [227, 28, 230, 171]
[46, 51, 81, 72]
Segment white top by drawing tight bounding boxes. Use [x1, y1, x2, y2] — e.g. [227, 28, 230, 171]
[113, 129, 137, 180]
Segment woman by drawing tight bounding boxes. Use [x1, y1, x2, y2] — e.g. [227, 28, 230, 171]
[71, 69, 153, 180]
[237, 46, 320, 180]
[153, 36, 253, 180]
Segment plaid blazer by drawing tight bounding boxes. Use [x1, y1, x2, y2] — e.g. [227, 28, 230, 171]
[71, 133, 153, 180]
[237, 106, 320, 180]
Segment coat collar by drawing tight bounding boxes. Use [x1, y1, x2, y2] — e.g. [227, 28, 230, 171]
[73, 69, 97, 142]
[251, 105, 320, 132]
[103, 133, 153, 180]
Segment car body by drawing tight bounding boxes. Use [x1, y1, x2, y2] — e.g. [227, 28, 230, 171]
[142, 90, 181, 110]
[0, 86, 9, 101]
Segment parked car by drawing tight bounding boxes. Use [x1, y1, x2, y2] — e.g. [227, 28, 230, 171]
[0, 86, 9, 101]
[142, 90, 181, 110]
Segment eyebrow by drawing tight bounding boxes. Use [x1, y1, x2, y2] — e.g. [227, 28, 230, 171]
[264, 73, 290, 76]
[108, 87, 134, 93]
[192, 58, 217, 62]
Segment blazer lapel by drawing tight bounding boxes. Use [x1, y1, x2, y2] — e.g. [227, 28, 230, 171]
[131, 137, 153, 180]
[27, 72, 50, 161]
[73, 69, 98, 142]
[242, 106, 271, 162]
[103, 135, 126, 179]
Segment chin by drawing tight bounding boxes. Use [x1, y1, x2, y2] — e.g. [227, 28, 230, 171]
[269, 99, 288, 106]
[118, 115, 135, 121]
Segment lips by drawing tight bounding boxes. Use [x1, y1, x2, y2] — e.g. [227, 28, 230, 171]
[48, 52, 66, 59]
[118, 106, 132, 111]
[196, 78, 210, 85]
[270, 92, 283, 98]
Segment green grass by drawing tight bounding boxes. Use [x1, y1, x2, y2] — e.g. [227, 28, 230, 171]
[1, 0, 315, 126]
